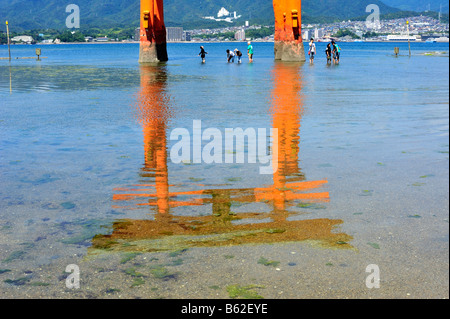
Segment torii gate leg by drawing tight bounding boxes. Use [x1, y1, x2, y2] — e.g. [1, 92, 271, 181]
[139, 0, 168, 63]
[273, 0, 306, 62]
[139, 0, 304, 62]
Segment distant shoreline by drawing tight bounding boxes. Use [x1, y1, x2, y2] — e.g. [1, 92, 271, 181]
[2, 40, 449, 46]
[38, 40, 256, 45]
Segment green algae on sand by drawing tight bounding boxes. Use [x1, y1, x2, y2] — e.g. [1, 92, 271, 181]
[2, 251, 26, 263]
[257, 257, 280, 267]
[226, 284, 264, 299]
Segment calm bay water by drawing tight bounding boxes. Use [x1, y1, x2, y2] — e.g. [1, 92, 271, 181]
[0, 42, 448, 298]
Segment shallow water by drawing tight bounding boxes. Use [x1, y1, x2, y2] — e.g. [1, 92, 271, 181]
[0, 42, 448, 298]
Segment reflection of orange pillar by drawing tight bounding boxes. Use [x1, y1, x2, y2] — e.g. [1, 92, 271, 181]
[254, 62, 328, 211]
[139, 0, 168, 63]
[143, 121, 169, 213]
[271, 62, 303, 209]
[138, 65, 170, 213]
[273, 0, 305, 61]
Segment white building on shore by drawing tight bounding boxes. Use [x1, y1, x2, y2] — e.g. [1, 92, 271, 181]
[11, 35, 34, 44]
[203, 7, 241, 23]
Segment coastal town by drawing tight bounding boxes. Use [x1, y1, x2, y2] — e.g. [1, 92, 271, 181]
[4, 12, 450, 45]
[188, 14, 449, 43]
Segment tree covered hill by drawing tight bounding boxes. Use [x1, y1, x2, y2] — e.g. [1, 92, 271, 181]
[381, 0, 448, 13]
[0, 0, 401, 31]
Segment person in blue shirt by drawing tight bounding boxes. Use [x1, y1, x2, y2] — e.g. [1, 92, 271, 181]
[247, 41, 254, 63]
[331, 40, 341, 64]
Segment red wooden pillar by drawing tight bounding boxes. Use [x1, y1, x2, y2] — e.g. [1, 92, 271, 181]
[273, 0, 305, 61]
[139, 0, 168, 63]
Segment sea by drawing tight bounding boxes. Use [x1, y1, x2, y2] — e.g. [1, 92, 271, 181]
[0, 41, 448, 298]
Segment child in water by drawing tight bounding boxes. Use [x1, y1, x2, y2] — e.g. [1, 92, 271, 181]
[308, 38, 316, 63]
[198, 46, 207, 63]
[325, 43, 332, 64]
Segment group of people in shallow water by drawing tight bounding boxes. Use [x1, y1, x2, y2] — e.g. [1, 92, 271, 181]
[198, 39, 341, 64]
[308, 38, 341, 64]
[226, 49, 243, 63]
[198, 41, 254, 63]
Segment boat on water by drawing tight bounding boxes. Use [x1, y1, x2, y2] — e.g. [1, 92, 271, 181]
[386, 34, 422, 42]
[435, 37, 450, 43]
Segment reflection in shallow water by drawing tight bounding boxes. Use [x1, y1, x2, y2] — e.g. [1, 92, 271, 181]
[9, 63, 12, 94]
[135, 64, 171, 214]
[0, 65, 140, 92]
[91, 63, 353, 253]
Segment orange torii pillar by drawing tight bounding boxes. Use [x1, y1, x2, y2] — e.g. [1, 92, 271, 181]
[139, 0, 168, 63]
[273, 0, 306, 62]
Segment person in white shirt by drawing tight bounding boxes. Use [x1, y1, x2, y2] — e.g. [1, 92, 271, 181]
[308, 38, 316, 64]
[226, 49, 235, 63]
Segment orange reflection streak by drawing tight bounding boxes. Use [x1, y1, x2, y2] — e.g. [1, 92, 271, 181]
[95, 62, 352, 253]
[92, 216, 350, 251]
[266, 62, 329, 210]
[135, 64, 171, 214]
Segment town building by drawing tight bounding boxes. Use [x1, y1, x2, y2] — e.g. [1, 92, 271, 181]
[135, 28, 140, 41]
[302, 30, 311, 41]
[166, 27, 183, 42]
[183, 31, 191, 41]
[314, 28, 324, 39]
[235, 29, 246, 41]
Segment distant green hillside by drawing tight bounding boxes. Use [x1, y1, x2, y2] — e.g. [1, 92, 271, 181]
[0, 0, 400, 31]
[381, 0, 448, 13]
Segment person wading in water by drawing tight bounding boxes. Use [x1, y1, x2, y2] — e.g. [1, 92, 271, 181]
[198, 46, 207, 63]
